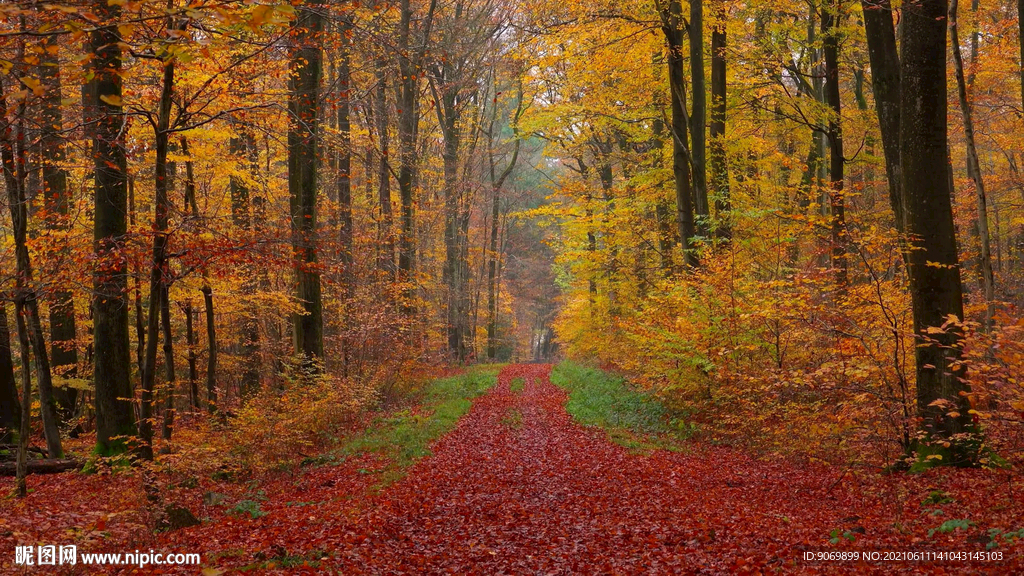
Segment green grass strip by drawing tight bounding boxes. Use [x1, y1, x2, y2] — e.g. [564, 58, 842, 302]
[337, 364, 501, 484]
[550, 361, 689, 452]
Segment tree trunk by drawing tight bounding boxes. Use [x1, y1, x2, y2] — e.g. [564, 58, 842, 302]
[288, 2, 325, 363]
[662, 0, 698, 268]
[650, 70, 677, 272]
[337, 20, 354, 373]
[440, 93, 465, 360]
[15, 304, 31, 496]
[159, 284, 175, 446]
[949, 0, 995, 331]
[139, 40, 178, 460]
[129, 177, 146, 377]
[180, 137, 217, 412]
[822, 1, 848, 287]
[0, 304, 19, 439]
[860, 0, 904, 232]
[202, 287, 217, 413]
[485, 87, 521, 359]
[900, 0, 975, 454]
[689, 0, 709, 234]
[374, 63, 395, 277]
[184, 302, 199, 410]
[396, 0, 437, 316]
[1019, 0, 1024, 113]
[230, 134, 260, 397]
[90, 0, 136, 454]
[39, 31, 79, 419]
[2, 459, 83, 476]
[1, 78, 63, 459]
[709, 0, 730, 239]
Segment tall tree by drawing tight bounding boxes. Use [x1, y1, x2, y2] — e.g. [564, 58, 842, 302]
[373, 61, 395, 276]
[658, 0, 698, 268]
[395, 0, 438, 312]
[230, 131, 260, 396]
[486, 84, 523, 360]
[139, 12, 182, 459]
[288, 1, 325, 363]
[180, 137, 217, 412]
[689, 0, 709, 234]
[336, 16, 355, 373]
[1019, 0, 1024, 114]
[90, 0, 136, 454]
[822, 0, 847, 287]
[900, 0, 975, 456]
[1, 76, 63, 458]
[859, 0, 903, 231]
[39, 27, 79, 419]
[709, 0, 729, 239]
[949, 0, 995, 331]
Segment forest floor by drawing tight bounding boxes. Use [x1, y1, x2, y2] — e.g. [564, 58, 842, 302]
[3, 363, 1023, 574]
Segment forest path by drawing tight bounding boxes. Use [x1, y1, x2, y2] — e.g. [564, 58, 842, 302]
[330, 363, 851, 574]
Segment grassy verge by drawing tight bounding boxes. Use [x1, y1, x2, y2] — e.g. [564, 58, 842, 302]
[550, 361, 691, 452]
[334, 364, 501, 485]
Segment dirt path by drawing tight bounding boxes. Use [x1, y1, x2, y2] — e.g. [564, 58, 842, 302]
[12, 363, 1011, 574]
[328, 364, 862, 574]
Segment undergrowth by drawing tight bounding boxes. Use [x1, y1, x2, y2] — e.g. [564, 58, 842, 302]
[550, 361, 689, 452]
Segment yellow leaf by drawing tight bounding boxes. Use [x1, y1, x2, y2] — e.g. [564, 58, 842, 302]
[20, 76, 44, 96]
[99, 94, 122, 106]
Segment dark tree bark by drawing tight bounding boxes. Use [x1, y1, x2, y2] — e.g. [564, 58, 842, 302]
[129, 177, 146, 377]
[949, 0, 995, 331]
[709, 0, 730, 239]
[437, 75, 468, 360]
[159, 283, 175, 446]
[288, 2, 325, 363]
[180, 138, 217, 412]
[139, 34, 179, 460]
[395, 0, 438, 314]
[1, 459, 83, 476]
[660, 0, 699, 268]
[822, 0, 848, 287]
[184, 302, 199, 410]
[900, 0, 975, 453]
[1, 78, 63, 459]
[336, 19, 354, 374]
[39, 31, 79, 419]
[649, 66, 677, 272]
[230, 134, 260, 397]
[1019, 0, 1024, 113]
[689, 0, 709, 234]
[374, 62, 395, 276]
[860, 0, 904, 232]
[15, 303, 31, 496]
[0, 304, 20, 440]
[90, 0, 136, 454]
[202, 286, 216, 413]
